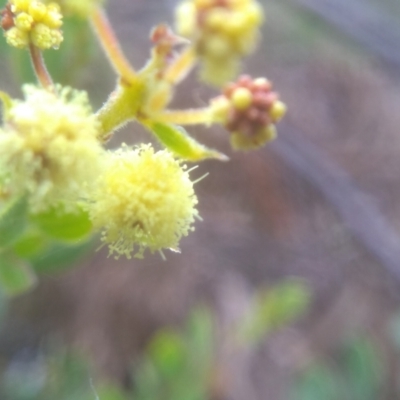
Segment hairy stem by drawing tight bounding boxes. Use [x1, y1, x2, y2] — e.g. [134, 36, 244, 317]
[164, 46, 196, 84]
[96, 82, 145, 142]
[156, 108, 212, 125]
[90, 7, 137, 84]
[29, 44, 54, 89]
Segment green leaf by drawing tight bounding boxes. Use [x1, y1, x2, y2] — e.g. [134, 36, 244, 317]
[96, 384, 128, 400]
[0, 288, 8, 326]
[186, 306, 214, 373]
[341, 338, 382, 400]
[0, 253, 37, 296]
[147, 122, 228, 161]
[389, 312, 400, 350]
[148, 329, 187, 378]
[12, 229, 48, 258]
[240, 279, 310, 343]
[291, 365, 340, 400]
[31, 206, 93, 242]
[30, 240, 93, 275]
[133, 359, 161, 399]
[0, 196, 28, 250]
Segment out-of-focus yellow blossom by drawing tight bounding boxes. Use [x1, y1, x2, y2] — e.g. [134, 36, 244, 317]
[210, 75, 286, 150]
[1, 0, 63, 49]
[88, 144, 199, 259]
[43, 0, 104, 18]
[175, 0, 264, 86]
[0, 85, 104, 213]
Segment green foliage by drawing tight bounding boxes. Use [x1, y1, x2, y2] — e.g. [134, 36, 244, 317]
[0, 351, 95, 400]
[0, 199, 93, 296]
[0, 281, 311, 400]
[0, 307, 215, 400]
[12, 229, 48, 258]
[29, 240, 94, 275]
[30, 207, 93, 242]
[0, 197, 28, 251]
[290, 337, 384, 400]
[292, 365, 340, 400]
[0, 253, 36, 296]
[134, 306, 213, 400]
[148, 122, 226, 161]
[239, 279, 310, 344]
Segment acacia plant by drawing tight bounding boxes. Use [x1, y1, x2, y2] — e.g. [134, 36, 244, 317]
[0, 0, 286, 293]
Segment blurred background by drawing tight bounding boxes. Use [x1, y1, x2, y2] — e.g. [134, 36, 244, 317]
[2, 0, 400, 399]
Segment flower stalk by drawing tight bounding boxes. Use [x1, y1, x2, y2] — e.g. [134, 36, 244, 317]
[156, 108, 212, 126]
[90, 7, 137, 84]
[29, 44, 54, 89]
[164, 46, 196, 84]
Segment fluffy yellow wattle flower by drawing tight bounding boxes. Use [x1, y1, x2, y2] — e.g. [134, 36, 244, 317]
[0, 85, 105, 213]
[175, 0, 264, 86]
[88, 144, 199, 259]
[2, 0, 63, 50]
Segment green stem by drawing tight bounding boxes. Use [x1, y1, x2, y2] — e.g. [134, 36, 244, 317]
[96, 81, 145, 142]
[29, 44, 54, 89]
[156, 108, 212, 126]
[90, 7, 137, 84]
[164, 46, 196, 84]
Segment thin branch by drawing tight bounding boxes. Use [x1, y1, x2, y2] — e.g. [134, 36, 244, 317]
[156, 108, 211, 125]
[164, 46, 196, 84]
[90, 7, 137, 84]
[29, 44, 54, 89]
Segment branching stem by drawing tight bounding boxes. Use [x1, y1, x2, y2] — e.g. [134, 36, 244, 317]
[90, 7, 137, 84]
[164, 46, 196, 84]
[156, 108, 212, 126]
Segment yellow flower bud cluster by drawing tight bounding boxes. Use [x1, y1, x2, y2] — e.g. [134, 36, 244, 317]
[1, 0, 63, 49]
[210, 75, 287, 150]
[88, 144, 199, 259]
[0, 85, 104, 213]
[175, 0, 264, 86]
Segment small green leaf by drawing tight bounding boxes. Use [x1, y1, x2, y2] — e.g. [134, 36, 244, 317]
[96, 384, 128, 400]
[12, 229, 48, 258]
[31, 206, 93, 242]
[239, 279, 310, 343]
[291, 365, 340, 400]
[147, 122, 228, 161]
[0, 196, 28, 250]
[148, 329, 187, 378]
[186, 306, 214, 373]
[390, 312, 400, 352]
[0, 253, 37, 296]
[341, 338, 382, 400]
[30, 240, 93, 275]
[260, 279, 311, 328]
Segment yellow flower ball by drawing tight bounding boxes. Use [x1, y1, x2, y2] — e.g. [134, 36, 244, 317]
[88, 144, 199, 259]
[4, 0, 63, 50]
[174, 0, 264, 86]
[0, 85, 105, 213]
